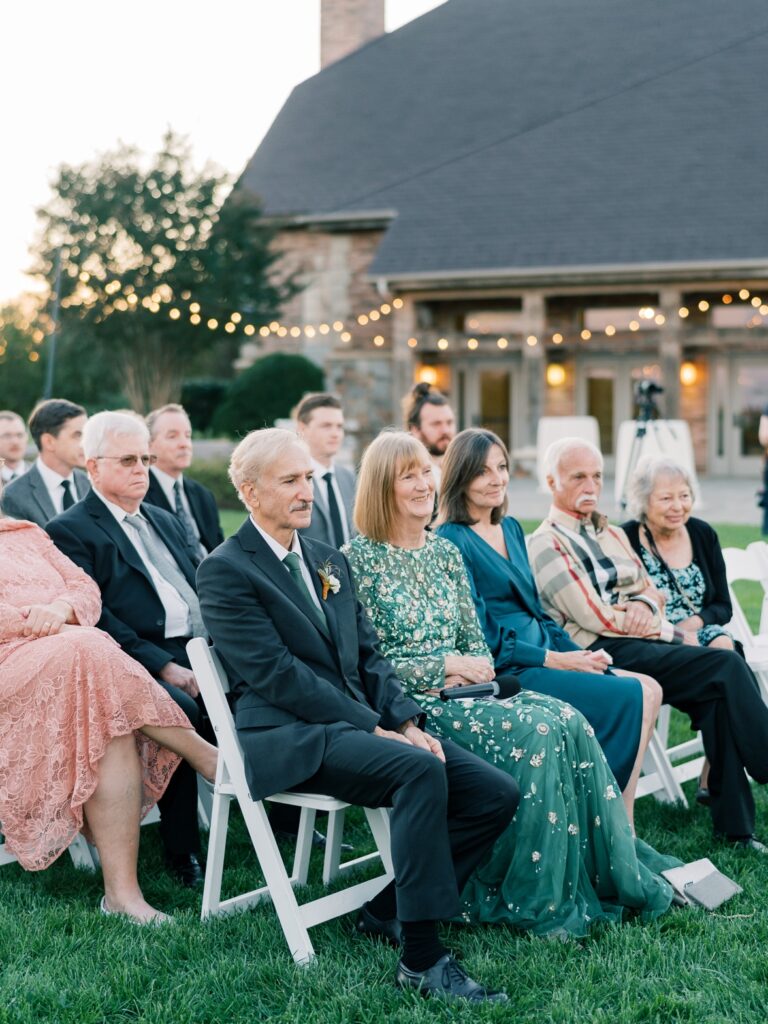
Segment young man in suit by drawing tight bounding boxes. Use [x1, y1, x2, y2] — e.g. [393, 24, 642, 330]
[295, 393, 355, 549]
[197, 428, 519, 1002]
[47, 411, 207, 887]
[144, 403, 224, 560]
[2, 399, 89, 525]
[0, 411, 30, 483]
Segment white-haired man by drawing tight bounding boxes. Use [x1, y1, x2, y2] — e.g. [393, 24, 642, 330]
[528, 437, 768, 851]
[196, 428, 518, 1002]
[47, 411, 207, 887]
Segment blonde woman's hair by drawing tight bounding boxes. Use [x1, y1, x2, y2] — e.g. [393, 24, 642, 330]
[355, 430, 431, 542]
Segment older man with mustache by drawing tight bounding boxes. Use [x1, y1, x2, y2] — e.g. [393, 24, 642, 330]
[528, 437, 768, 853]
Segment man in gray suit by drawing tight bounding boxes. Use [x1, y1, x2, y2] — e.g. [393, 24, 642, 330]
[2, 399, 90, 526]
[0, 411, 30, 484]
[295, 393, 355, 549]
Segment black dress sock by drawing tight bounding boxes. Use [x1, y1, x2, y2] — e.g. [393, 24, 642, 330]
[366, 880, 397, 921]
[400, 920, 449, 973]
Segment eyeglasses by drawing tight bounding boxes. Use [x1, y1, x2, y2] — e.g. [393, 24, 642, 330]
[94, 454, 157, 468]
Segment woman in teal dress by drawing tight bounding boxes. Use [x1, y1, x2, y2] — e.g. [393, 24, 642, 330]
[434, 428, 663, 831]
[344, 430, 678, 939]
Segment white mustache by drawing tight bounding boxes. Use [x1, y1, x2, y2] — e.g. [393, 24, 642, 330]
[290, 502, 312, 512]
[575, 494, 597, 506]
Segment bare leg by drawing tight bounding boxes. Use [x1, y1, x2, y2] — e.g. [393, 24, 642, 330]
[83, 734, 168, 923]
[614, 669, 663, 833]
[139, 725, 218, 782]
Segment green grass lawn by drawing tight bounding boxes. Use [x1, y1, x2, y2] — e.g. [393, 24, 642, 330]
[3, 519, 767, 1023]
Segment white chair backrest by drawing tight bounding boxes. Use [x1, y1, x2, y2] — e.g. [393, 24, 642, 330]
[536, 417, 600, 491]
[187, 638, 250, 795]
[722, 545, 768, 647]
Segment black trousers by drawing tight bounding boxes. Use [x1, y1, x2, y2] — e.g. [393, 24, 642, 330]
[153, 636, 204, 857]
[294, 723, 520, 922]
[590, 637, 768, 837]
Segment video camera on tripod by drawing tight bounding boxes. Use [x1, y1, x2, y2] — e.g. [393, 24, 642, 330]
[634, 379, 664, 422]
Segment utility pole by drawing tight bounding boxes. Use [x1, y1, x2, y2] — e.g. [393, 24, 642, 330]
[43, 248, 63, 399]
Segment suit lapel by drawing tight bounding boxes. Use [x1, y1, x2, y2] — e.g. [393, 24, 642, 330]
[85, 492, 156, 588]
[184, 481, 205, 536]
[311, 478, 330, 527]
[237, 520, 335, 649]
[147, 470, 174, 514]
[28, 466, 56, 523]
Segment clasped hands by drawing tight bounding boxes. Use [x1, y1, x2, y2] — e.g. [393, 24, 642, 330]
[19, 600, 75, 637]
[374, 721, 445, 763]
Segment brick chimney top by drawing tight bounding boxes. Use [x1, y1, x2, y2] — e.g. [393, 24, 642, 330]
[321, 0, 386, 69]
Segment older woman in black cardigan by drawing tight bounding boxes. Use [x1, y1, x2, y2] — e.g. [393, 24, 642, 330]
[622, 455, 736, 802]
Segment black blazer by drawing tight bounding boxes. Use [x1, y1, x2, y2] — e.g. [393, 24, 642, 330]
[144, 470, 224, 554]
[622, 516, 732, 626]
[196, 519, 424, 800]
[47, 489, 199, 675]
[2, 464, 90, 527]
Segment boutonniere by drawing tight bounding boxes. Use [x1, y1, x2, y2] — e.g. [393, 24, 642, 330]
[317, 560, 341, 600]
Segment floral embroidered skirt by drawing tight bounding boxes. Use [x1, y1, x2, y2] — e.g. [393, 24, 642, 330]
[423, 689, 679, 937]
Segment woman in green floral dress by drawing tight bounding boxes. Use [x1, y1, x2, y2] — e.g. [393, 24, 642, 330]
[344, 431, 678, 938]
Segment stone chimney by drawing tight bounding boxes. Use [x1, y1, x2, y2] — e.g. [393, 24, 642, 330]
[320, 0, 386, 68]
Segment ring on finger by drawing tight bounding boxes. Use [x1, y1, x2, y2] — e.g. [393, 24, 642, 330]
[43, 621, 51, 628]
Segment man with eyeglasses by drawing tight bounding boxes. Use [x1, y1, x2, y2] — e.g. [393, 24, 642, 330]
[47, 410, 207, 888]
[0, 411, 30, 484]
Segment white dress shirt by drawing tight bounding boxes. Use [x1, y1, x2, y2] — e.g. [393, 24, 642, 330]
[35, 457, 79, 516]
[250, 516, 323, 612]
[310, 457, 350, 543]
[151, 466, 203, 545]
[1, 460, 29, 483]
[93, 488, 191, 637]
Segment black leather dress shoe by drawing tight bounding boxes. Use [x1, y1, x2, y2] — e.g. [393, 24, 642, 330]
[695, 786, 711, 806]
[273, 828, 353, 853]
[396, 955, 508, 1003]
[355, 902, 402, 947]
[165, 852, 205, 888]
[730, 835, 768, 853]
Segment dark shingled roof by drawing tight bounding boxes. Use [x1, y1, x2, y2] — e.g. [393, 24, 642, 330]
[236, 0, 768, 279]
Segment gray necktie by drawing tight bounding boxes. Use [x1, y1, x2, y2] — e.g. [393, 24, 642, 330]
[124, 514, 206, 637]
[174, 479, 204, 557]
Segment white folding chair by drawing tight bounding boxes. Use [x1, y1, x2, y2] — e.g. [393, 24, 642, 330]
[636, 704, 704, 806]
[186, 637, 394, 965]
[723, 544, 768, 703]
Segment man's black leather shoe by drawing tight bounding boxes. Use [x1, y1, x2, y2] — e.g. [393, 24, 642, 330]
[730, 835, 768, 853]
[273, 828, 353, 853]
[396, 954, 508, 1003]
[165, 852, 205, 888]
[355, 902, 402, 947]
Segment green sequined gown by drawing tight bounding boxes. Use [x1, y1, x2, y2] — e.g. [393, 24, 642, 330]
[345, 532, 678, 937]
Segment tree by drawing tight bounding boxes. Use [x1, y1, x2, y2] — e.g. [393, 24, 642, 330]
[31, 131, 298, 412]
[212, 354, 324, 436]
[0, 300, 47, 414]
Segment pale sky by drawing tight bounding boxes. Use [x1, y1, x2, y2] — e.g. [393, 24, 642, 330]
[0, 0, 442, 303]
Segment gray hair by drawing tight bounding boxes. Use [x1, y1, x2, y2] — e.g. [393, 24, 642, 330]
[542, 436, 604, 488]
[625, 456, 696, 521]
[228, 427, 307, 507]
[83, 411, 149, 459]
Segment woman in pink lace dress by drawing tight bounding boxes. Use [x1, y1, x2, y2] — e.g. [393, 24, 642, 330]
[0, 514, 217, 923]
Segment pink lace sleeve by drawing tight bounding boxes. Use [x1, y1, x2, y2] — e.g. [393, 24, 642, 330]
[0, 602, 27, 639]
[41, 530, 102, 626]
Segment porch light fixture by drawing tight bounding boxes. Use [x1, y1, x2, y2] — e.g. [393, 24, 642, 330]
[546, 363, 566, 387]
[680, 361, 698, 387]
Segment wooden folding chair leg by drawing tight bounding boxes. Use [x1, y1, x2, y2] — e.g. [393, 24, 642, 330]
[322, 807, 347, 884]
[292, 807, 317, 886]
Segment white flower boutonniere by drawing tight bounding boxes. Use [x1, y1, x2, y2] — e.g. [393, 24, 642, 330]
[317, 561, 341, 600]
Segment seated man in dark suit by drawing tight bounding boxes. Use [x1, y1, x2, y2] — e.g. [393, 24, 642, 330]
[197, 428, 519, 1002]
[47, 411, 207, 887]
[2, 399, 90, 526]
[144, 403, 224, 561]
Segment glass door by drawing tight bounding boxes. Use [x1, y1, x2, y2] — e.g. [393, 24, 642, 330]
[728, 359, 768, 475]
